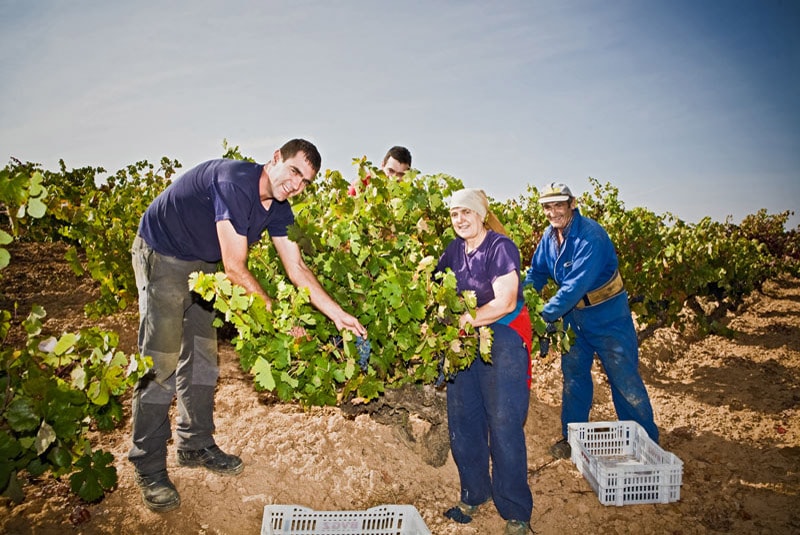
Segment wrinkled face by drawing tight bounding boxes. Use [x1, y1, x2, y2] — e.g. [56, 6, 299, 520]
[450, 206, 484, 241]
[541, 200, 574, 229]
[268, 151, 315, 202]
[382, 156, 410, 179]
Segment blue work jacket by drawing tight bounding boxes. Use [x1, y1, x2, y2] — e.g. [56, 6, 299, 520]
[524, 209, 628, 324]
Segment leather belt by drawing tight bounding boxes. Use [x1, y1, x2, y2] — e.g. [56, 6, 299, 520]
[576, 269, 624, 309]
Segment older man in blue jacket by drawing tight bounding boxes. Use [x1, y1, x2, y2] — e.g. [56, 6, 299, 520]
[524, 182, 659, 459]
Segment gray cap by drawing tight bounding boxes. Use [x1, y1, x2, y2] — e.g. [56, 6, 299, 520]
[538, 182, 574, 204]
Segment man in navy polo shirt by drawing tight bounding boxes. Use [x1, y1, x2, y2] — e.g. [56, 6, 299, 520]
[130, 138, 366, 512]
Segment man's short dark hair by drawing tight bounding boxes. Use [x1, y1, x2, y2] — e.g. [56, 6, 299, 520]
[382, 146, 412, 167]
[280, 138, 322, 176]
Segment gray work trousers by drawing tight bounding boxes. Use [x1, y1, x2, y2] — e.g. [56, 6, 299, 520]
[128, 235, 220, 475]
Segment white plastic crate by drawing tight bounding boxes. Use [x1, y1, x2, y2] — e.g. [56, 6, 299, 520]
[260, 505, 431, 535]
[568, 420, 683, 506]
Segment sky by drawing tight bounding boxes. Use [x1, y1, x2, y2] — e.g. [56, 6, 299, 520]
[1, 0, 798, 229]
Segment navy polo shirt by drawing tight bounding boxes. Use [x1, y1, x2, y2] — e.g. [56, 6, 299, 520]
[138, 159, 294, 262]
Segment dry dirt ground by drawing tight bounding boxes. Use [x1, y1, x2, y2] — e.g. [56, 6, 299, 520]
[1, 242, 799, 535]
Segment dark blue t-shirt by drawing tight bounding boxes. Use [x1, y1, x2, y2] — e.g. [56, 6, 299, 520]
[138, 159, 294, 262]
[436, 231, 523, 309]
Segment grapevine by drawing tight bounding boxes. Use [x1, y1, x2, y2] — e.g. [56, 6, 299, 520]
[2, 147, 799, 505]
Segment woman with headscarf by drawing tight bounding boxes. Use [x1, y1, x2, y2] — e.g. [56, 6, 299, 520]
[437, 188, 533, 535]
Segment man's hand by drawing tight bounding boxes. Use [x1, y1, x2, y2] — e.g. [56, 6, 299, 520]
[333, 311, 367, 337]
[539, 321, 558, 358]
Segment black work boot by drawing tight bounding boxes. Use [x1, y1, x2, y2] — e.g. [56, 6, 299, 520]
[177, 444, 244, 475]
[549, 437, 572, 459]
[134, 469, 180, 512]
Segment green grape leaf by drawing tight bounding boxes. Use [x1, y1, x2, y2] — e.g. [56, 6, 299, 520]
[1, 473, 25, 504]
[87, 380, 109, 406]
[280, 371, 299, 389]
[47, 446, 73, 468]
[69, 450, 117, 502]
[53, 333, 80, 356]
[26, 457, 48, 477]
[5, 398, 40, 432]
[27, 171, 45, 195]
[27, 197, 47, 218]
[252, 358, 275, 390]
[34, 421, 57, 455]
[357, 375, 384, 401]
[71, 365, 87, 390]
[0, 432, 23, 471]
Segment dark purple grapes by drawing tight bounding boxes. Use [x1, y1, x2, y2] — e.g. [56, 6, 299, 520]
[539, 337, 550, 357]
[356, 336, 371, 371]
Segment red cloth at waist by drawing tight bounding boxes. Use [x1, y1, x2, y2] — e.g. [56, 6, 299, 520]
[507, 305, 533, 389]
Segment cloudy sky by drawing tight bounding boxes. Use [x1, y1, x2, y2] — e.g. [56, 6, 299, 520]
[1, 0, 798, 228]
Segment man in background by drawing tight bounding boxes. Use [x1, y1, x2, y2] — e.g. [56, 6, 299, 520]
[347, 145, 412, 195]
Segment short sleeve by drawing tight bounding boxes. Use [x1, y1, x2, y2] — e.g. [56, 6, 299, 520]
[487, 236, 521, 283]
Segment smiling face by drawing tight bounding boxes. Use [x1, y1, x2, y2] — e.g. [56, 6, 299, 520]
[266, 150, 315, 202]
[541, 199, 576, 230]
[450, 206, 485, 241]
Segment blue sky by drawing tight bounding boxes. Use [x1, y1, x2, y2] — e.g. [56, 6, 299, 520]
[1, 0, 798, 228]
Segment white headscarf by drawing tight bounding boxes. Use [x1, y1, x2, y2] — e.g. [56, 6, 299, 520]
[449, 188, 507, 235]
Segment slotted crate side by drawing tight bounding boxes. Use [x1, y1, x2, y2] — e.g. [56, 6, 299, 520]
[261, 505, 431, 535]
[568, 421, 683, 506]
[572, 420, 637, 457]
[592, 457, 682, 506]
[635, 432, 680, 468]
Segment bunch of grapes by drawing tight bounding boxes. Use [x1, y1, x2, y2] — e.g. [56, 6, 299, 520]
[355, 336, 371, 371]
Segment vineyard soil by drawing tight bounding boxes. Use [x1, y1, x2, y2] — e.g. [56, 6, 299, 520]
[1, 242, 799, 535]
